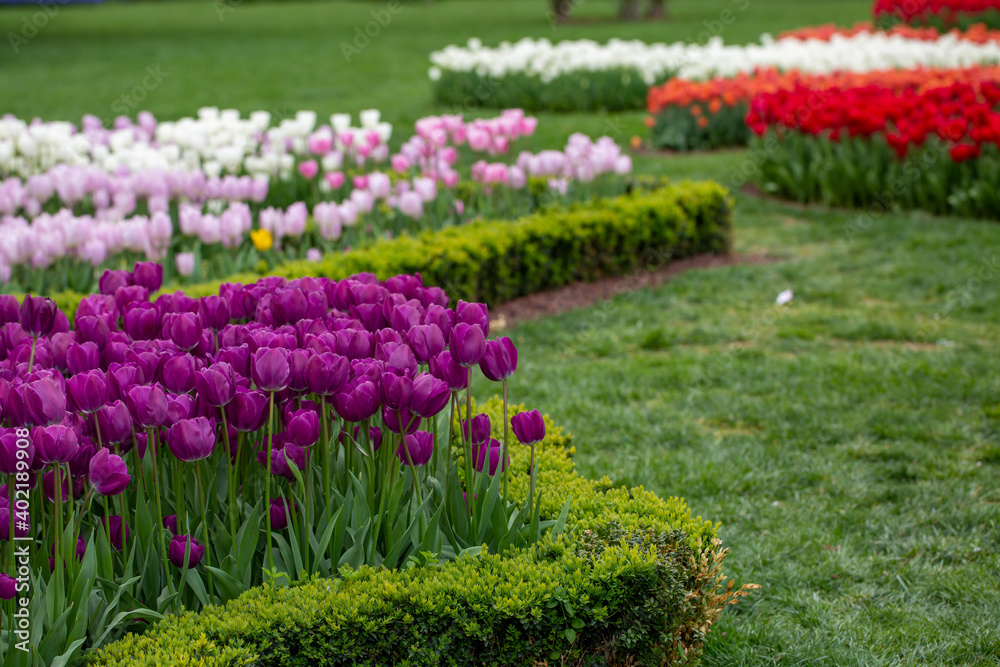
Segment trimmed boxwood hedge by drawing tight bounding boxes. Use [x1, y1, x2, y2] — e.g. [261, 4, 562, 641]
[42, 180, 731, 321]
[90, 400, 754, 667]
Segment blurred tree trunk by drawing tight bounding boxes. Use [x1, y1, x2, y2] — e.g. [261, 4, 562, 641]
[550, 0, 572, 23]
[619, 0, 640, 20]
[646, 0, 666, 19]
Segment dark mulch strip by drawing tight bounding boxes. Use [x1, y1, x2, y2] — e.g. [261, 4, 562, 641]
[489, 252, 777, 330]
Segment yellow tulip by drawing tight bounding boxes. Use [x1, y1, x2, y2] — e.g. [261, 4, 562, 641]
[250, 229, 273, 252]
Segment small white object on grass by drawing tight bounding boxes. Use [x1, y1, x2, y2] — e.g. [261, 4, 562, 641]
[775, 289, 794, 306]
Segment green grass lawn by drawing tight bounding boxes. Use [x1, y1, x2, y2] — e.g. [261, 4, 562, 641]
[3, 0, 999, 664]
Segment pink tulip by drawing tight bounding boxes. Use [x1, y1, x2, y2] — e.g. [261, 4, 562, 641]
[298, 160, 319, 180]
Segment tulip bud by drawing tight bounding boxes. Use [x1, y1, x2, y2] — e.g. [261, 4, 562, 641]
[511, 409, 545, 445]
[168, 535, 204, 568]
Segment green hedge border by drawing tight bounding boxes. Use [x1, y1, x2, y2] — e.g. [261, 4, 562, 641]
[91, 399, 752, 667]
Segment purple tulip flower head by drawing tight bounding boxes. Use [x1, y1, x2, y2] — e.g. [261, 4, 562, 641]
[0, 431, 33, 475]
[89, 448, 131, 495]
[195, 362, 237, 407]
[20, 377, 66, 427]
[227, 387, 269, 432]
[67, 369, 110, 414]
[19, 295, 58, 338]
[409, 373, 450, 418]
[199, 295, 231, 331]
[98, 269, 132, 296]
[163, 514, 178, 535]
[127, 384, 169, 429]
[333, 378, 380, 422]
[66, 341, 101, 374]
[428, 350, 467, 391]
[252, 347, 291, 392]
[285, 409, 320, 447]
[448, 323, 486, 367]
[304, 352, 350, 396]
[74, 315, 110, 349]
[0, 295, 19, 326]
[455, 300, 489, 336]
[511, 409, 545, 445]
[382, 406, 420, 435]
[473, 438, 509, 476]
[33, 424, 79, 465]
[161, 354, 199, 394]
[269, 497, 296, 531]
[479, 337, 517, 382]
[380, 371, 413, 411]
[462, 414, 492, 446]
[166, 417, 216, 462]
[397, 430, 434, 467]
[132, 262, 164, 293]
[0, 508, 30, 540]
[0, 573, 17, 600]
[123, 302, 161, 341]
[163, 312, 203, 352]
[168, 535, 204, 568]
[407, 324, 446, 364]
[95, 401, 134, 446]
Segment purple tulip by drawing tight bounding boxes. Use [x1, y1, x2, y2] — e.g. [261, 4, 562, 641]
[68, 440, 96, 477]
[0, 431, 33, 475]
[123, 303, 161, 341]
[163, 313, 203, 352]
[285, 409, 320, 447]
[304, 352, 350, 395]
[429, 350, 468, 391]
[456, 300, 489, 336]
[448, 323, 486, 367]
[333, 378, 380, 422]
[227, 387, 269, 432]
[98, 270, 132, 296]
[271, 288, 310, 327]
[333, 328, 373, 360]
[108, 362, 145, 401]
[287, 349, 312, 392]
[102, 515, 131, 551]
[397, 430, 433, 466]
[462, 414, 491, 446]
[473, 438, 508, 475]
[166, 417, 216, 462]
[381, 372, 413, 411]
[126, 384, 169, 429]
[216, 344, 251, 378]
[163, 514, 178, 535]
[423, 305, 455, 340]
[74, 315, 110, 349]
[0, 573, 17, 600]
[66, 341, 100, 374]
[479, 337, 517, 382]
[0, 295, 19, 326]
[89, 448, 130, 495]
[95, 401, 133, 445]
[19, 295, 58, 338]
[42, 470, 83, 501]
[67, 369, 109, 413]
[269, 497, 296, 530]
[407, 324, 446, 364]
[133, 262, 163, 293]
[268, 443, 308, 480]
[382, 406, 420, 435]
[167, 393, 195, 423]
[114, 285, 149, 313]
[21, 378, 66, 427]
[511, 409, 545, 445]
[199, 295, 231, 331]
[409, 373, 450, 418]
[252, 347, 291, 392]
[195, 362, 237, 407]
[33, 425, 79, 464]
[168, 535, 204, 568]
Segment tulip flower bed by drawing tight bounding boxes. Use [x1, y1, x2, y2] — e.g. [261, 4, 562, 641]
[747, 78, 1000, 218]
[646, 64, 1000, 151]
[874, 0, 1000, 30]
[0, 108, 633, 294]
[0, 260, 747, 666]
[779, 19, 1000, 42]
[37, 181, 732, 323]
[429, 31, 1000, 112]
[89, 398, 751, 667]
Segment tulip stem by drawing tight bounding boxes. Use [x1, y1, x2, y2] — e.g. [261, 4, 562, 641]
[265, 391, 275, 573]
[27, 337, 36, 373]
[52, 464, 64, 618]
[101, 496, 114, 576]
[528, 443, 537, 521]
[117, 494, 128, 566]
[6, 474, 14, 574]
[147, 428, 176, 599]
[502, 380, 510, 500]
[464, 368, 476, 525]
[92, 412, 103, 451]
[195, 462, 214, 601]
[221, 409, 237, 540]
